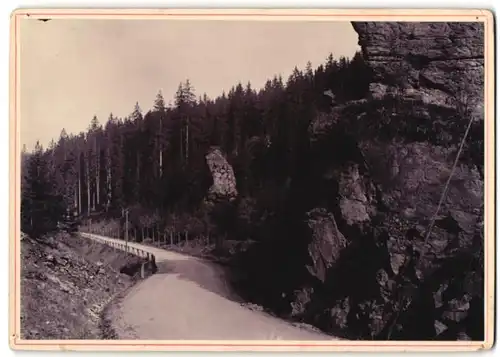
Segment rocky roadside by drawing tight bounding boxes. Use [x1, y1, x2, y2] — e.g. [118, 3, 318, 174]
[20, 231, 146, 340]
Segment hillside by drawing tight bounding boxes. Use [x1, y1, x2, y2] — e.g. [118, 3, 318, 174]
[20, 232, 146, 339]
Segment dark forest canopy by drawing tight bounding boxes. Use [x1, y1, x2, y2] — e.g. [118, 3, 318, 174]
[21, 51, 372, 227]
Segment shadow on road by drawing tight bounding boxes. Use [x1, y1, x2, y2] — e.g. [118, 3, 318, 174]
[154, 258, 244, 305]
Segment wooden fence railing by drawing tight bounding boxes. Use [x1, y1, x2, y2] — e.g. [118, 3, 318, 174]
[80, 232, 157, 279]
[80, 224, 213, 248]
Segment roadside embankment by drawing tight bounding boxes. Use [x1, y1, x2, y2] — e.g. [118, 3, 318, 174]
[20, 231, 153, 339]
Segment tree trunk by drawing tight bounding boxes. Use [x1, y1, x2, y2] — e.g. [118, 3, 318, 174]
[78, 177, 82, 214]
[86, 153, 91, 215]
[186, 117, 189, 163]
[179, 123, 184, 164]
[106, 146, 112, 211]
[159, 150, 163, 177]
[75, 183, 79, 213]
[96, 145, 100, 207]
[159, 118, 163, 178]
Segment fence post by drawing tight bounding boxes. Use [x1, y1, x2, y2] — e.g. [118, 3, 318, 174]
[151, 255, 156, 273]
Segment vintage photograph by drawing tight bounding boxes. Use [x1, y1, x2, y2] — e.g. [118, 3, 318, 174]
[12, 9, 493, 350]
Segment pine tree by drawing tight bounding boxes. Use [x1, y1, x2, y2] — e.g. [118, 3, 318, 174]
[105, 116, 124, 210]
[88, 116, 103, 211]
[174, 80, 197, 165]
[128, 104, 144, 202]
[153, 91, 167, 179]
[305, 61, 313, 78]
[131, 102, 143, 122]
[326, 52, 335, 66]
[76, 133, 86, 215]
[154, 90, 166, 112]
[21, 142, 65, 237]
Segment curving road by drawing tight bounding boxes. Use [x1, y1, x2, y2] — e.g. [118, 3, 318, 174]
[84, 233, 337, 340]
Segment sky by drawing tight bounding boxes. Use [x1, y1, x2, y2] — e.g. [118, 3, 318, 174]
[20, 19, 359, 150]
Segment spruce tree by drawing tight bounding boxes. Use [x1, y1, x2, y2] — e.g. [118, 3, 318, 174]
[21, 142, 65, 237]
[154, 90, 166, 112]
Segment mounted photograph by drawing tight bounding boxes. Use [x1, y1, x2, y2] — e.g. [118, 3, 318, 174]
[10, 9, 495, 352]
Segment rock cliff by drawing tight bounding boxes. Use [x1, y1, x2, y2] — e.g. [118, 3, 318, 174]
[306, 21, 484, 340]
[347, 21, 484, 258]
[352, 22, 484, 121]
[239, 21, 485, 341]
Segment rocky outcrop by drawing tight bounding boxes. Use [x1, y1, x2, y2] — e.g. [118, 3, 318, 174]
[305, 208, 347, 283]
[337, 163, 377, 227]
[205, 147, 238, 202]
[349, 21, 484, 275]
[282, 22, 485, 340]
[232, 21, 484, 341]
[352, 22, 484, 121]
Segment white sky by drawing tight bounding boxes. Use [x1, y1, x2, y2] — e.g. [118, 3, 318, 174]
[20, 19, 359, 150]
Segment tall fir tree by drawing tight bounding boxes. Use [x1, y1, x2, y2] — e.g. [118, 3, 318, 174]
[21, 142, 65, 237]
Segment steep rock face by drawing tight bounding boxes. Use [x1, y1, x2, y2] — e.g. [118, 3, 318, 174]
[350, 21, 484, 275]
[233, 21, 484, 341]
[337, 163, 377, 227]
[352, 22, 484, 120]
[305, 208, 347, 283]
[283, 22, 485, 340]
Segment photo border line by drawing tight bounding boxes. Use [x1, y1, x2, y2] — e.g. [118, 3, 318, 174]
[9, 8, 495, 352]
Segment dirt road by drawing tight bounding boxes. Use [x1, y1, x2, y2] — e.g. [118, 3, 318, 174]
[86, 234, 337, 340]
